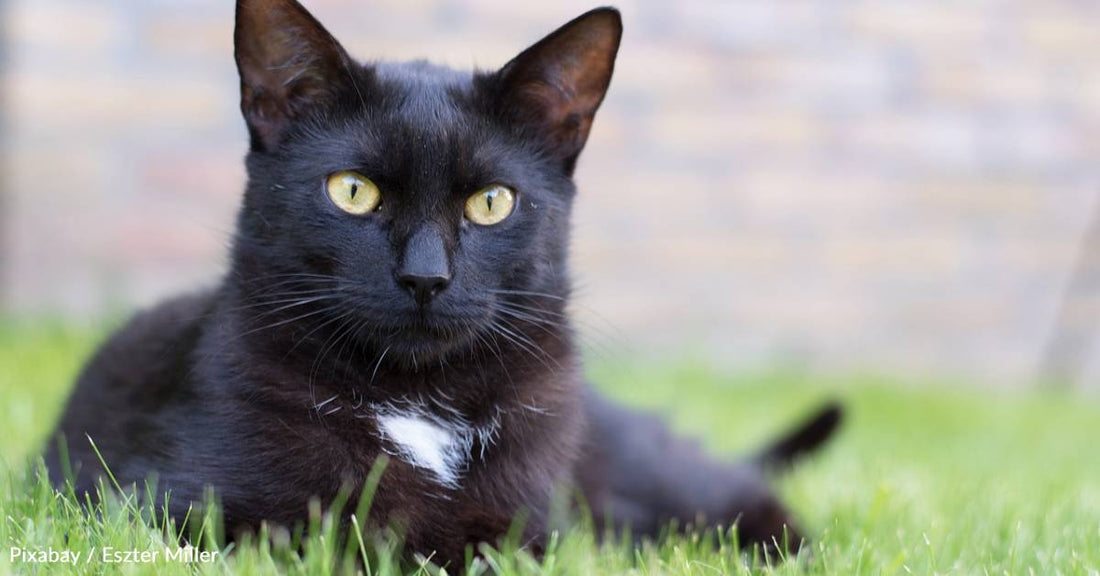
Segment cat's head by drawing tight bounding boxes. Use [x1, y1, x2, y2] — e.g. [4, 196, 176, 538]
[229, 0, 621, 362]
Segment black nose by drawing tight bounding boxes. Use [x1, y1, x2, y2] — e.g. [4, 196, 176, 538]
[398, 273, 450, 306]
[398, 225, 451, 306]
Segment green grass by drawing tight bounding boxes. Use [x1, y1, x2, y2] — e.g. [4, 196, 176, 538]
[2, 320, 1099, 574]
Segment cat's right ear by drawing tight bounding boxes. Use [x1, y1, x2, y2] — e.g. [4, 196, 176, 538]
[235, 0, 353, 152]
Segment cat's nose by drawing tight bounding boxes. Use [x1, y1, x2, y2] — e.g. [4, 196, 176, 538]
[397, 273, 450, 306]
[398, 225, 452, 306]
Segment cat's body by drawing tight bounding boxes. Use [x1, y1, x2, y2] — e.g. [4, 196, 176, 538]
[49, 289, 581, 560]
[46, 0, 840, 566]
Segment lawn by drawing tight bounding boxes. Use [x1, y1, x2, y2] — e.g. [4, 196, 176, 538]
[1, 319, 1098, 575]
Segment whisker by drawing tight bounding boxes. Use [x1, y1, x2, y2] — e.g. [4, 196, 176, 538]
[495, 306, 568, 331]
[307, 310, 362, 401]
[487, 289, 568, 302]
[218, 292, 345, 316]
[234, 304, 343, 341]
[235, 272, 347, 286]
[495, 300, 569, 319]
[488, 319, 559, 373]
[369, 345, 391, 386]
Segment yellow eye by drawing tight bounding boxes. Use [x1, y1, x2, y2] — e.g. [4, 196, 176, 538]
[464, 185, 515, 226]
[326, 171, 381, 215]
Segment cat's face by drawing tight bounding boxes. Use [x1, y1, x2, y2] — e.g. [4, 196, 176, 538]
[230, 0, 620, 361]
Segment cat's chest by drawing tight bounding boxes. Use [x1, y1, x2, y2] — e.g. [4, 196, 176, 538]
[329, 398, 502, 489]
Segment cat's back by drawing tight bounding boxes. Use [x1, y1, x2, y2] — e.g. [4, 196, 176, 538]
[46, 290, 217, 488]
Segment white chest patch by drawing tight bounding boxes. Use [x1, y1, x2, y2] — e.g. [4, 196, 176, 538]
[374, 405, 499, 488]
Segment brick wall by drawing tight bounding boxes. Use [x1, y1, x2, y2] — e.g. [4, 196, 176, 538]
[3, 0, 1099, 384]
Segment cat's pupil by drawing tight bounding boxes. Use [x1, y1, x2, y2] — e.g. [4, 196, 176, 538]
[486, 193, 494, 211]
[350, 184, 358, 199]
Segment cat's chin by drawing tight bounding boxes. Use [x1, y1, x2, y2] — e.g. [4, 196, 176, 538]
[364, 316, 484, 365]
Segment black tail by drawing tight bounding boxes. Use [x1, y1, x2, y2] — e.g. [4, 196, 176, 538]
[753, 401, 843, 470]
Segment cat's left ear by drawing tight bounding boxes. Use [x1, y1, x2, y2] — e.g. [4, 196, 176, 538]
[235, 0, 354, 152]
[494, 8, 622, 173]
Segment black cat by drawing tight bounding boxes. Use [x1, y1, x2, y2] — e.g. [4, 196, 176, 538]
[45, 0, 841, 566]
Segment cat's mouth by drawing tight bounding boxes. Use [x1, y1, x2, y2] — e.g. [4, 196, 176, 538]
[364, 311, 486, 361]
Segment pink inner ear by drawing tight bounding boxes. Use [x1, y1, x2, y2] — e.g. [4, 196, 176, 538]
[235, 0, 350, 150]
[499, 8, 621, 160]
[515, 80, 596, 155]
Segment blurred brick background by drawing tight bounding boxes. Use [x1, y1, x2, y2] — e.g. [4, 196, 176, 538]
[2, 0, 1099, 385]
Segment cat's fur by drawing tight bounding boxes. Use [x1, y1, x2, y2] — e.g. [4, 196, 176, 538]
[45, 0, 841, 566]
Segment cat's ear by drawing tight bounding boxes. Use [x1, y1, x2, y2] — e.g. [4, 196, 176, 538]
[495, 8, 622, 172]
[235, 0, 353, 151]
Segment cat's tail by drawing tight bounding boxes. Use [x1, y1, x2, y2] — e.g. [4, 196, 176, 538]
[752, 401, 843, 471]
